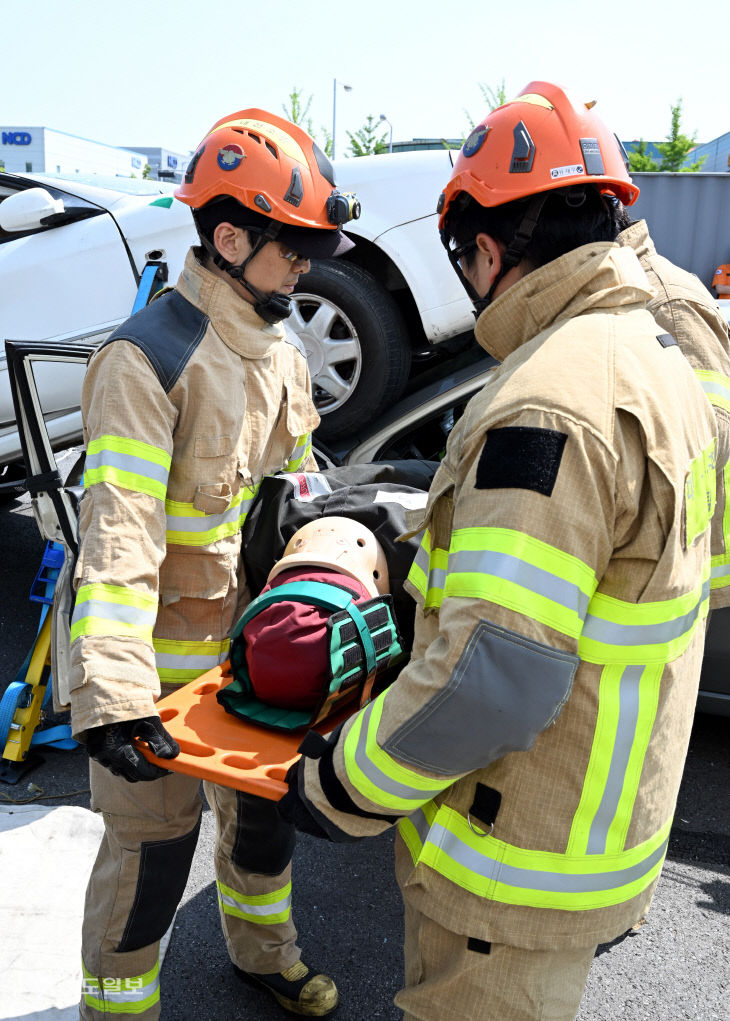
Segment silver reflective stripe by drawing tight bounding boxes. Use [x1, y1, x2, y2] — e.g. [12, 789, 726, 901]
[409, 806, 432, 845]
[586, 665, 643, 854]
[166, 492, 256, 533]
[432, 822, 668, 893]
[711, 561, 730, 582]
[155, 650, 227, 671]
[353, 702, 446, 802]
[449, 549, 591, 619]
[700, 377, 730, 403]
[83, 968, 160, 1009]
[288, 439, 309, 461]
[413, 543, 429, 575]
[218, 889, 291, 917]
[582, 579, 710, 646]
[72, 598, 156, 629]
[85, 449, 170, 485]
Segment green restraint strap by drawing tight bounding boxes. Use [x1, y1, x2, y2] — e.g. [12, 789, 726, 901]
[230, 580, 378, 676]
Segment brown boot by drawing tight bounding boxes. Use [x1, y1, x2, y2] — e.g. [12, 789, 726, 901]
[234, 960, 339, 1017]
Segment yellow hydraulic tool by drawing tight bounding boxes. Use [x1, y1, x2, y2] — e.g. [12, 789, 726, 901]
[1, 613, 52, 769]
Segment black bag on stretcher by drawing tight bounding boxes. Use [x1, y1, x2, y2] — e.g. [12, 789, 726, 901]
[216, 461, 437, 733]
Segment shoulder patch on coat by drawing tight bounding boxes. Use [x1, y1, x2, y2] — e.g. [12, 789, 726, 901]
[99, 291, 208, 393]
[476, 426, 567, 496]
[657, 332, 678, 348]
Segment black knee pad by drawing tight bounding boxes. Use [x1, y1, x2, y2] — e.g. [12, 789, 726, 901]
[116, 814, 201, 953]
[231, 791, 296, 874]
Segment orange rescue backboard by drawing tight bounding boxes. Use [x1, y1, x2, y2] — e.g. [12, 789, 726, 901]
[137, 662, 349, 800]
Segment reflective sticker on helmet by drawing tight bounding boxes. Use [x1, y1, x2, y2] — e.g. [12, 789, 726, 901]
[550, 164, 585, 181]
[510, 93, 554, 111]
[462, 125, 490, 158]
[184, 145, 205, 184]
[217, 144, 246, 171]
[213, 118, 307, 165]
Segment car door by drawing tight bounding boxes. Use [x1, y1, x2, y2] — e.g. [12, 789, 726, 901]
[0, 175, 139, 465]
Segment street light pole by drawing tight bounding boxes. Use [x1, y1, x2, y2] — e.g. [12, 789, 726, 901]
[379, 114, 393, 154]
[332, 79, 352, 160]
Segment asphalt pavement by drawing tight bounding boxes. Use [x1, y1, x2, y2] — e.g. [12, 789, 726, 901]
[1, 484, 729, 1021]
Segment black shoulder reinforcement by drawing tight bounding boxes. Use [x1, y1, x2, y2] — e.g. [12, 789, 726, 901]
[476, 425, 567, 496]
[99, 290, 209, 393]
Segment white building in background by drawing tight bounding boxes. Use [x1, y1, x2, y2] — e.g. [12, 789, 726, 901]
[0, 126, 148, 177]
[0, 127, 189, 181]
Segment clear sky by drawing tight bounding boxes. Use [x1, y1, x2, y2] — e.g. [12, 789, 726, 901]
[5, 0, 723, 159]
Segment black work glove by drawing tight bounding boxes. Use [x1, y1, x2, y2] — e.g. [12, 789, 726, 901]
[277, 760, 335, 841]
[86, 716, 180, 783]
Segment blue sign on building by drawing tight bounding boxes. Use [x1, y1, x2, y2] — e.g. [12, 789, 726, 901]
[167, 155, 178, 169]
[2, 131, 32, 145]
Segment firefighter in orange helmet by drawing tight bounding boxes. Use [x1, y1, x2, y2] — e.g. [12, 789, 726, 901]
[72, 110, 358, 1018]
[280, 82, 716, 1020]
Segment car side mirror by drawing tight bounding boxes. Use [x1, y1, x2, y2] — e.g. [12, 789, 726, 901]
[0, 187, 66, 232]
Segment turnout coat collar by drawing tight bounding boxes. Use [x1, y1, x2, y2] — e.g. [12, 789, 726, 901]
[474, 241, 653, 363]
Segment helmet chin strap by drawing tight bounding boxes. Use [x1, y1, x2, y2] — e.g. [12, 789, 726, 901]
[198, 221, 293, 325]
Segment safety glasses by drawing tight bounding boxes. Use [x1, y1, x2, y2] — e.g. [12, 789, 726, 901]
[279, 245, 310, 265]
[447, 238, 478, 273]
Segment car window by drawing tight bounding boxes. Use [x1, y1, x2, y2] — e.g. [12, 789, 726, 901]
[374, 401, 469, 463]
[0, 180, 104, 245]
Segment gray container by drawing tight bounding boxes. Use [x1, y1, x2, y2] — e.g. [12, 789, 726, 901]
[631, 173, 730, 289]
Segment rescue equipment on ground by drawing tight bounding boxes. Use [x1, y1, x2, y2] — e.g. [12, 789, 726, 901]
[713, 264, 730, 296]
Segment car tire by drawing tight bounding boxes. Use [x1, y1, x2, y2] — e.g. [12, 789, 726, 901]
[290, 260, 411, 441]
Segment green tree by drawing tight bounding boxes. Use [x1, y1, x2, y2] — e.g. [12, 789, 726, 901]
[142, 163, 152, 179]
[629, 101, 706, 173]
[464, 78, 507, 132]
[282, 86, 333, 156]
[346, 115, 388, 157]
[627, 139, 660, 173]
[656, 100, 705, 172]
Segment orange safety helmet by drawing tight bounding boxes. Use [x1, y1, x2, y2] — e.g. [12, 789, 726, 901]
[267, 516, 389, 599]
[437, 80, 639, 231]
[175, 108, 360, 232]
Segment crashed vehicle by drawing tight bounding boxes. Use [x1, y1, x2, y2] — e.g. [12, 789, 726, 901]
[0, 151, 474, 490]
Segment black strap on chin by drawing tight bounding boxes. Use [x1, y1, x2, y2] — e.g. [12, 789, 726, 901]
[484, 192, 549, 307]
[196, 222, 292, 323]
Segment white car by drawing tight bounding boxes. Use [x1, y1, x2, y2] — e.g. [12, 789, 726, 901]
[0, 151, 473, 488]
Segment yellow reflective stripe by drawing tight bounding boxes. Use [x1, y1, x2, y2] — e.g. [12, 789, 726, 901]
[154, 637, 230, 685]
[165, 484, 259, 546]
[343, 696, 448, 812]
[216, 879, 292, 924]
[284, 433, 312, 472]
[695, 369, 730, 415]
[410, 804, 670, 911]
[82, 959, 160, 1014]
[407, 528, 448, 609]
[445, 528, 597, 639]
[567, 663, 662, 856]
[684, 439, 716, 547]
[71, 583, 157, 642]
[579, 565, 710, 665]
[713, 461, 730, 590]
[85, 435, 171, 500]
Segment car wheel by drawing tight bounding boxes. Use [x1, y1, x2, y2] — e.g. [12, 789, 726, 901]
[290, 260, 411, 440]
